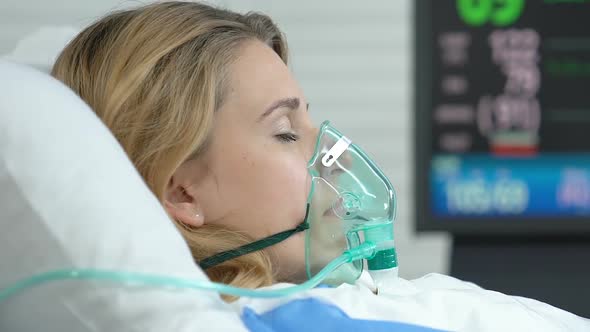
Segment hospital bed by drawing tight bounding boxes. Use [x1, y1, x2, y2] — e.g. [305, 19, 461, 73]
[0, 61, 588, 332]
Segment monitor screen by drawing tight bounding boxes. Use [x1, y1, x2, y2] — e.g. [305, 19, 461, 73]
[414, 0, 590, 234]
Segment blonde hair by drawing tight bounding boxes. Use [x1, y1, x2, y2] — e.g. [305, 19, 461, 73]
[51, 1, 288, 293]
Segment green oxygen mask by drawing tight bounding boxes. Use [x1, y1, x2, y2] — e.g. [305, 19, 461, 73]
[305, 121, 397, 285]
[0, 121, 397, 301]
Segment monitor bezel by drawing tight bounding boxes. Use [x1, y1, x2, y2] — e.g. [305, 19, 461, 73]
[413, 0, 590, 235]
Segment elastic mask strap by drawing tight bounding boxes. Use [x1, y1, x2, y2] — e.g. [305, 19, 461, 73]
[199, 204, 310, 270]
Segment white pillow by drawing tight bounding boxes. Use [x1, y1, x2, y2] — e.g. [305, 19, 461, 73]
[0, 60, 246, 331]
[1, 26, 80, 73]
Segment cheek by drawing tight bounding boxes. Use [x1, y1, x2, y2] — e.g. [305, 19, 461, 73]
[269, 160, 309, 204]
[234, 151, 310, 222]
[206, 132, 311, 237]
[258, 157, 307, 198]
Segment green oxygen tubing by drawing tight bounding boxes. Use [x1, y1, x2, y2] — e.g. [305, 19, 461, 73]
[0, 241, 383, 302]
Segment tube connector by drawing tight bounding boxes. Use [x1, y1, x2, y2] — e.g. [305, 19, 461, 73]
[364, 223, 397, 271]
[345, 241, 377, 262]
[367, 247, 398, 270]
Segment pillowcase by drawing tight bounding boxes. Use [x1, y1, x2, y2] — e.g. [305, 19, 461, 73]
[0, 60, 246, 331]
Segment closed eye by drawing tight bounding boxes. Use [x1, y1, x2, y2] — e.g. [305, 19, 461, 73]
[276, 132, 299, 143]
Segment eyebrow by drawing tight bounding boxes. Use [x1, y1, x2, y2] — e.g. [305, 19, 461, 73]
[259, 97, 308, 121]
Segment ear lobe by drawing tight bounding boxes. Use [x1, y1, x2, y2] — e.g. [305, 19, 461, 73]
[163, 200, 205, 227]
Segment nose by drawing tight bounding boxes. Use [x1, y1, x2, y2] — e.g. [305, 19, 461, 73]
[334, 146, 353, 170]
[321, 130, 354, 178]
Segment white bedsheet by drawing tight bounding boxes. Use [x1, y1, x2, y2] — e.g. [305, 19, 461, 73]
[235, 272, 590, 332]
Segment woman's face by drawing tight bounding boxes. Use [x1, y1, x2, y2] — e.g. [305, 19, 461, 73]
[165, 40, 316, 282]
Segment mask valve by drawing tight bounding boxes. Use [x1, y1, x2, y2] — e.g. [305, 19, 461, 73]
[332, 192, 362, 219]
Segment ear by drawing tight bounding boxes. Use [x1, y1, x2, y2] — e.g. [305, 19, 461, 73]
[163, 177, 205, 228]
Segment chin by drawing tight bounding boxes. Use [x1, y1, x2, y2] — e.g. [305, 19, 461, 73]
[271, 233, 306, 283]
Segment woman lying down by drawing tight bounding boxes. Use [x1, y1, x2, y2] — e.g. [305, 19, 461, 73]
[49, 2, 590, 331]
